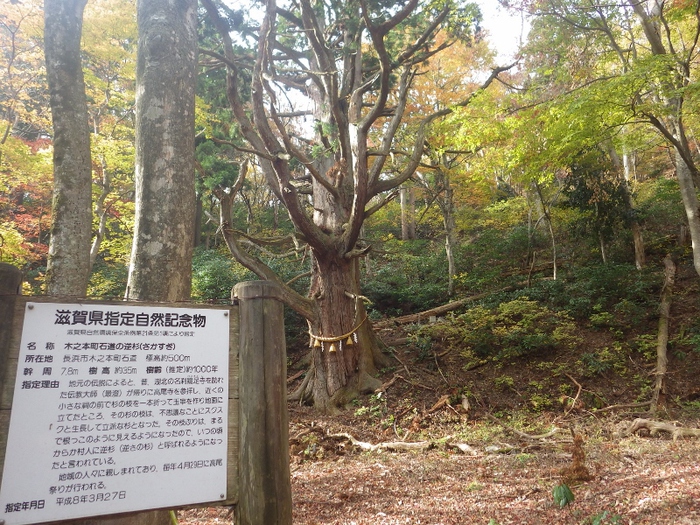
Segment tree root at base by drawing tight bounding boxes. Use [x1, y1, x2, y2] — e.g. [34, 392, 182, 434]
[288, 369, 383, 411]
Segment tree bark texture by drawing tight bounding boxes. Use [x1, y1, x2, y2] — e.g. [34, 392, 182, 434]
[442, 180, 457, 297]
[301, 254, 384, 410]
[607, 143, 645, 269]
[126, 0, 198, 302]
[44, 0, 92, 297]
[674, 150, 700, 277]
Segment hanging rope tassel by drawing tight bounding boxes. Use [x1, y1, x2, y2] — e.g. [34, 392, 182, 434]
[309, 314, 368, 352]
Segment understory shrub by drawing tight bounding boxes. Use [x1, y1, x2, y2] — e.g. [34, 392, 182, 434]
[88, 261, 128, 298]
[506, 263, 658, 324]
[364, 239, 448, 315]
[191, 247, 255, 301]
[413, 298, 580, 364]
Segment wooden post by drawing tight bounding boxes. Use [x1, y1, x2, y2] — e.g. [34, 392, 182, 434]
[233, 281, 292, 525]
[0, 264, 22, 510]
[0, 263, 22, 404]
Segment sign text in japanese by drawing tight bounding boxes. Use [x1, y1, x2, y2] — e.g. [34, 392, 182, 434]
[0, 302, 230, 525]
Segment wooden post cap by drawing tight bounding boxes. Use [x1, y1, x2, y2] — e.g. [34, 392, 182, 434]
[0, 263, 22, 295]
[232, 281, 284, 302]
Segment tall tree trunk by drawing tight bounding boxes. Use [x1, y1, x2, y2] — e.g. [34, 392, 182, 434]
[623, 151, 636, 182]
[598, 231, 608, 265]
[607, 143, 645, 269]
[631, 3, 700, 277]
[442, 181, 457, 297]
[400, 186, 416, 240]
[121, 1, 197, 521]
[44, 0, 92, 296]
[674, 150, 700, 277]
[89, 156, 111, 270]
[533, 182, 557, 280]
[651, 255, 675, 415]
[126, 0, 198, 302]
[631, 222, 646, 270]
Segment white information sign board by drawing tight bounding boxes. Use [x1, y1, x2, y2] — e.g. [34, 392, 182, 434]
[0, 302, 230, 525]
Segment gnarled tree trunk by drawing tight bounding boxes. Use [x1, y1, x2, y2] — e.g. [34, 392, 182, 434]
[201, 0, 509, 410]
[300, 254, 385, 410]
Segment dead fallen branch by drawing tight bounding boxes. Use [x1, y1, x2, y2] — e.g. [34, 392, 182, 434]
[330, 432, 431, 452]
[330, 433, 483, 456]
[376, 374, 399, 392]
[374, 279, 553, 328]
[287, 369, 305, 383]
[447, 442, 481, 456]
[594, 401, 652, 414]
[384, 373, 435, 392]
[562, 373, 583, 418]
[486, 413, 563, 441]
[374, 286, 516, 328]
[383, 337, 410, 346]
[621, 418, 700, 440]
[427, 394, 451, 414]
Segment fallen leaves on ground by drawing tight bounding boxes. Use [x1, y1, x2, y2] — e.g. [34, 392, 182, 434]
[179, 427, 700, 524]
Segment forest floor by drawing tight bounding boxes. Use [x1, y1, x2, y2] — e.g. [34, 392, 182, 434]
[180, 269, 700, 524]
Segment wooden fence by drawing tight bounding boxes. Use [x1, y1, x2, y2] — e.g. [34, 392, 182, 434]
[0, 263, 291, 525]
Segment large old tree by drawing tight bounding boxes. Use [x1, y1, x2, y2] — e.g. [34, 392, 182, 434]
[201, 0, 509, 410]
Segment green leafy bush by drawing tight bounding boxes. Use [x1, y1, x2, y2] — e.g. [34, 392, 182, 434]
[414, 298, 580, 363]
[88, 261, 128, 298]
[191, 247, 255, 301]
[191, 247, 309, 349]
[364, 239, 449, 315]
[578, 346, 626, 377]
[514, 264, 658, 323]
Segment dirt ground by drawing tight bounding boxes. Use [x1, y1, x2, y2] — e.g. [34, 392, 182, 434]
[179, 409, 700, 524]
[179, 346, 700, 523]
[180, 273, 700, 524]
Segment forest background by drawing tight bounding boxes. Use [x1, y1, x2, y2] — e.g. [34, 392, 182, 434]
[3, 0, 700, 408]
[5, 0, 700, 523]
